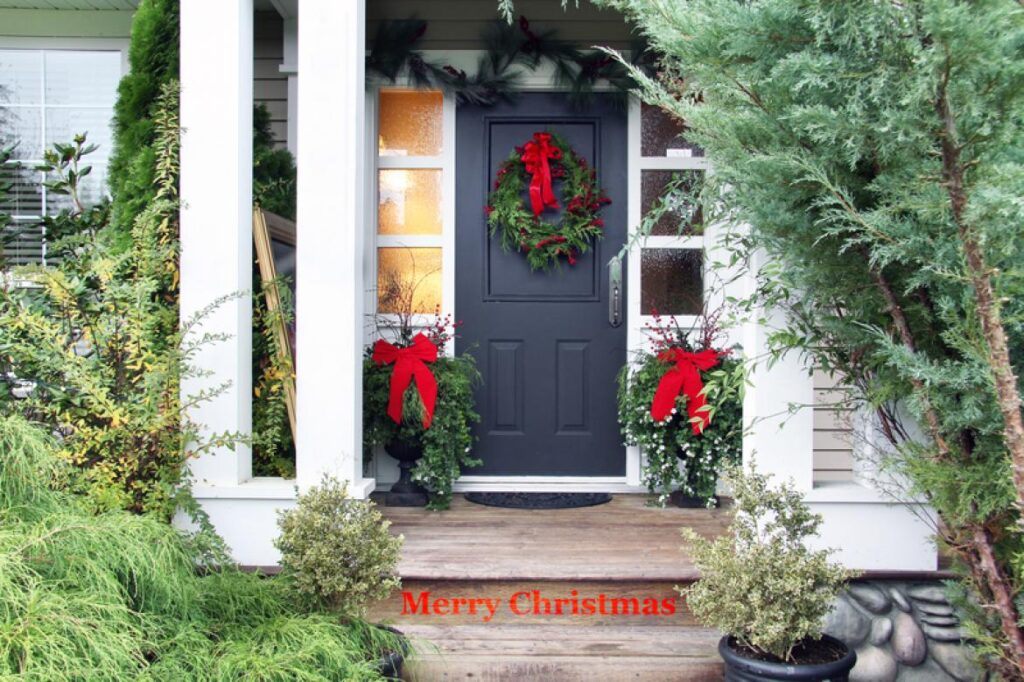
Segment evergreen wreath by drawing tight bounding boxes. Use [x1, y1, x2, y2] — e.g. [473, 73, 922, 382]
[486, 132, 611, 271]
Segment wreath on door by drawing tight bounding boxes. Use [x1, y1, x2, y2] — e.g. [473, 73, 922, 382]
[486, 132, 611, 271]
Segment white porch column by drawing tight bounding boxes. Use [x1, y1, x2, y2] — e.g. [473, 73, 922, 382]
[179, 0, 254, 486]
[742, 251, 815, 492]
[295, 0, 374, 495]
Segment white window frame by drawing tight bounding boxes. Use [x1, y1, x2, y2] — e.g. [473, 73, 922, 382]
[0, 37, 129, 268]
[625, 97, 713, 486]
[365, 84, 457, 355]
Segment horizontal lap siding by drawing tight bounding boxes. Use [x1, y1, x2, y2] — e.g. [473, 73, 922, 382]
[254, 11, 287, 150]
[813, 370, 854, 482]
[367, 0, 635, 49]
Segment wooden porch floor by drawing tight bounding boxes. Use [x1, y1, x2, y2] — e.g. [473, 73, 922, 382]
[375, 493, 731, 581]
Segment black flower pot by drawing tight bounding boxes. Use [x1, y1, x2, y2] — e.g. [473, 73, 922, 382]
[375, 624, 407, 680]
[385, 439, 429, 507]
[719, 635, 856, 682]
[668, 490, 722, 509]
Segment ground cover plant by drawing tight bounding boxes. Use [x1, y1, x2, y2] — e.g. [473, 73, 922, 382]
[0, 414, 402, 681]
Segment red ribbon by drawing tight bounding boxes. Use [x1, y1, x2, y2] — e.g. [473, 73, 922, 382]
[521, 132, 562, 216]
[650, 348, 721, 434]
[372, 333, 439, 429]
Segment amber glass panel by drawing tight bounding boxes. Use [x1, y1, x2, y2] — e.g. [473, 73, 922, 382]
[377, 247, 442, 314]
[641, 248, 703, 316]
[641, 170, 704, 236]
[378, 90, 443, 156]
[641, 102, 704, 157]
[378, 169, 442, 235]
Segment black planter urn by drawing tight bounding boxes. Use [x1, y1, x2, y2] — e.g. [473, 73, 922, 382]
[385, 439, 429, 507]
[719, 635, 856, 682]
[672, 450, 721, 508]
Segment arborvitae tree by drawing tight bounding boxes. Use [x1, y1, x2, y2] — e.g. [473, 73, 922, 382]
[107, 0, 179, 250]
[599, 0, 1024, 675]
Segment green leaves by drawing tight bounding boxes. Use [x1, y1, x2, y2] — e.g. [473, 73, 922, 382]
[681, 464, 855, 662]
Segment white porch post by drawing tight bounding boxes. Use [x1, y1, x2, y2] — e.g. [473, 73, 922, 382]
[742, 251, 815, 491]
[295, 0, 374, 495]
[179, 0, 254, 486]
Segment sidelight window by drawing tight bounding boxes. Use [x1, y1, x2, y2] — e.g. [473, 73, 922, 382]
[372, 88, 452, 319]
[631, 101, 709, 319]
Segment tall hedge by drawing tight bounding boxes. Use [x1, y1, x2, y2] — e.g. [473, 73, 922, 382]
[107, 0, 179, 250]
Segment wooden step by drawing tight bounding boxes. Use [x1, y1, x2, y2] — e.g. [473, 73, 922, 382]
[379, 494, 730, 582]
[399, 624, 724, 681]
[371, 579, 700, 627]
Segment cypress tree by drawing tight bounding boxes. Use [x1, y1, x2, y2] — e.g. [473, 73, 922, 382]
[107, 0, 179, 250]
[600, 0, 1024, 674]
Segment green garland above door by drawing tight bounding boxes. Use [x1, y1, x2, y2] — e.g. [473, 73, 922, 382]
[366, 15, 657, 107]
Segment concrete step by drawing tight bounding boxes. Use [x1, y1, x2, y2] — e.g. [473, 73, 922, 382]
[399, 623, 724, 681]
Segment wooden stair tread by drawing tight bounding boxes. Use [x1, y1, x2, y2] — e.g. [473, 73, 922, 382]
[399, 624, 724, 682]
[379, 494, 730, 581]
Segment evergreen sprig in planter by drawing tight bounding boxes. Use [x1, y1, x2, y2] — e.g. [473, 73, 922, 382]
[617, 312, 743, 506]
[364, 313, 481, 510]
[682, 465, 858, 681]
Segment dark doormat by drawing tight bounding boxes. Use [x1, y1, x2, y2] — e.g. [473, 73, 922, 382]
[463, 492, 612, 509]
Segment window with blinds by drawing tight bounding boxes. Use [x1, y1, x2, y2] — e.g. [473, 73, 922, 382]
[0, 48, 122, 266]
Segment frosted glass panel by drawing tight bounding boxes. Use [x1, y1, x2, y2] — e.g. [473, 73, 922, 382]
[641, 170, 704, 236]
[641, 248, 703, 316]
[377, 247, 442, 314]
[0, 107, 42, 159]
[44, 51, 121, 105]
[641, 102, 703, 158]
[378, 169, 442, 235]
[0, 50, 42, 104]
[379, 90, 442, 156]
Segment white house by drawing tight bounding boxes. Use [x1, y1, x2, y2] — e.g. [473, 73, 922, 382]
[0, 0, 936, 573]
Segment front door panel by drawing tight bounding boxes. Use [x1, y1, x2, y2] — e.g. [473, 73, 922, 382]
[455, 93, 627, 477]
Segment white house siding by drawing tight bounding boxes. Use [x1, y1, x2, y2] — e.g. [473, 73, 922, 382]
[366, 0, 635, 49]
[254, 10, 287, 150]
[813, 369, 855, 483]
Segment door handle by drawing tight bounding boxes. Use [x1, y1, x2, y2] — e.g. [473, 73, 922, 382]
[609, 259, 622, 327]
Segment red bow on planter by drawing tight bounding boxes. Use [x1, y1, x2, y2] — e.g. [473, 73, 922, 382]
[372, 333, 439, 429]
[521, 132, 562, 216]
[650, 348, 721, 434]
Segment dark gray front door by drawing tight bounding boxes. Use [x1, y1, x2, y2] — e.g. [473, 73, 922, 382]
[455, 93, 628, 477]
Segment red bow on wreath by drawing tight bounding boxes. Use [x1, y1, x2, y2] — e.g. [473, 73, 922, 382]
[372, 333, 439, 429]
[650, 348, 721, 434]
[521, 132, 562, 216]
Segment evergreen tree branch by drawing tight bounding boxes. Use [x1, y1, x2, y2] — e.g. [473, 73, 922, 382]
[936, 69, 1024, 532]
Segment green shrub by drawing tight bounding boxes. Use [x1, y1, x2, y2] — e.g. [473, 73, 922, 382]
[275, 477, 403, 615]
[0, 414, 401, 681]
[0, 84, 203, 518]
[107, 0, 179, 248]
[252, 103, 297, 221]
[681, 464, 855, 662]
[616, 314, 744, 505]
[363, 351, 482, 510]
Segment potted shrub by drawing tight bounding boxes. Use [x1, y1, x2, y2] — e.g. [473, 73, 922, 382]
[364, 265, 481, 509]
[617, 310, 744, 506]
[275, 476, 408, 678]
[681, 464, 858, 681]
